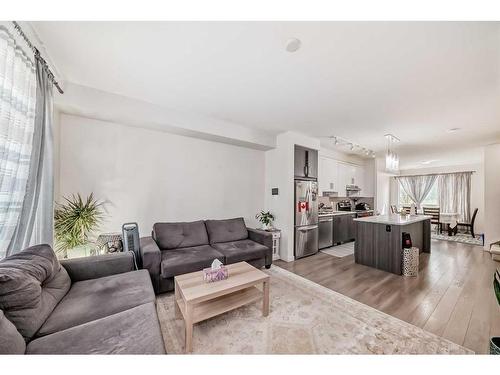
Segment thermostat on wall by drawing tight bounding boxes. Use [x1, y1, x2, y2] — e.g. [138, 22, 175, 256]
[271, 188, 279, 195]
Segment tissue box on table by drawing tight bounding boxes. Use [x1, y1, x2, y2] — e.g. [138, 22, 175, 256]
[203, 259, 229, 282]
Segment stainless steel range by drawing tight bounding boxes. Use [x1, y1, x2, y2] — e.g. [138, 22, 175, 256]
[337, 200, 352, 211]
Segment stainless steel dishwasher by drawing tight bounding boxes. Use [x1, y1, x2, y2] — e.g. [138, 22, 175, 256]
[318, 216, 333, 249]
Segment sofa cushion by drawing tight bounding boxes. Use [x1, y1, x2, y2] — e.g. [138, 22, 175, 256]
[153, 220, 209, 250]
[27, 302, 165, 354]
[161, 245, 224, 278]
[205, 217, 248, 244]
[0, 310, 26, 354]
[37, 269, 155, 337]
[0, 244, 71, 340]
[212, 239, 268, 264]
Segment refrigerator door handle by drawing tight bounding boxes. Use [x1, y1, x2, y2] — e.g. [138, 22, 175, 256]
[297, 225, 318, 231]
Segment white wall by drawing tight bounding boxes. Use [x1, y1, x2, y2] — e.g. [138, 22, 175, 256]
[265, 132, 321, 262]
[399, 162, 485, 235]
[58, 114, 265, 236]
[56, 82, 276, 151]
[484, 144, 500, 248]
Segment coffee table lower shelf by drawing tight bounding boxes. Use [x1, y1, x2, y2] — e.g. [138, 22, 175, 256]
[176, 285, 263, 324]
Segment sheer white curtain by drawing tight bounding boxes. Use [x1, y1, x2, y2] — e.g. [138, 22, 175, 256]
[438, 172, 471, 222]
[0, 25, 36, 257]
[395, 174, 437, 209]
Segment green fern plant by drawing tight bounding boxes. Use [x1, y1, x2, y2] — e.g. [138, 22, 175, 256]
[54, 193, 104, 253]
[255, 211, 275, 227]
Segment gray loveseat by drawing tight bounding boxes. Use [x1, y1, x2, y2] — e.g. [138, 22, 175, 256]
[0, 244, 165, 354]
[140, 217, 273, 294]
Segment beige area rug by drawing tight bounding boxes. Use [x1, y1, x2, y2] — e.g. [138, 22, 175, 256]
[320, 242, 355, 258]
[156, 266, 472, 354]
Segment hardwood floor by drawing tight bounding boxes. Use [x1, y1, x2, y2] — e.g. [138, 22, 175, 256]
[275, 239, 500, 354]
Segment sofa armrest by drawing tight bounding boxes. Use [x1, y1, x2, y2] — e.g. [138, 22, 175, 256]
[61, 252, 135, 282]
[140, 237, 161, 294]
[247, 228, 273, 266]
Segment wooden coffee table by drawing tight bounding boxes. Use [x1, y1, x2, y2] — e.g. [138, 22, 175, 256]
[174, 261, 270, 353]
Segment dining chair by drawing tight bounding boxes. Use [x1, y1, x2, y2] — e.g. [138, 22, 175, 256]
[457, 208, 478, 238]
[423, 206, 441, 234]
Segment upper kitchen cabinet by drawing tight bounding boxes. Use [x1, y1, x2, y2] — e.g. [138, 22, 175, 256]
[318, 156, 338, 193]
[318, 154, 374, 197]
[362, 162, 375, 197]
[337, 161, 373, 197]
[294, 145, 318, 179]
[354, 165, 365, 191]
[337, 162, 357, 193]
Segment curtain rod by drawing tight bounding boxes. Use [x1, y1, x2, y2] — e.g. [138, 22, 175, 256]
[395, 171, 475, 178]
[12, 21, 64, 94]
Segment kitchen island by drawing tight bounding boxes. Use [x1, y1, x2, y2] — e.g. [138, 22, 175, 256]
[353, 214, 432, 275]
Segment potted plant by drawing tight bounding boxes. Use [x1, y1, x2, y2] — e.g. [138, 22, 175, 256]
[255, 210, 275, 231]
[491, 269, 500, 354]
[54, 193, 104, 258]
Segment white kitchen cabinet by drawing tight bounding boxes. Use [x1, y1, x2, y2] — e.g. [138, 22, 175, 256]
[361, 163, 374, 197]
[337, 162, 356, 192]
[320, 157, 374, 197]
[337, 162, 371, 196]
[354, 165, 365, 191]
[318, 156, 338, 194]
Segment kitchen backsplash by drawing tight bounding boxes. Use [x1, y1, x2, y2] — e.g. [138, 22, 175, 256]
[318, 196, 374, 210]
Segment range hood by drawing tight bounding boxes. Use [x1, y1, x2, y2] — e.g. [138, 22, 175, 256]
[322, 191, 339, 197]
[346, 185, 361, 197]
[346, 184, 361, 192]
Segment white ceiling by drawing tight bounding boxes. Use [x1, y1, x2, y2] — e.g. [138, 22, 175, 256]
[32, 21, 500, 159]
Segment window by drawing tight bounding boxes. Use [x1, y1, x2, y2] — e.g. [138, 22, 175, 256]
[398, 180, 439, 207]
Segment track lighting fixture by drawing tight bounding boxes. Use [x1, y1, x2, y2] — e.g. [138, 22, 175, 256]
[327, 136, 374, 158]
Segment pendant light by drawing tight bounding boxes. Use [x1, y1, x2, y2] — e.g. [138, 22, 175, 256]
[385, 134, 400, 172]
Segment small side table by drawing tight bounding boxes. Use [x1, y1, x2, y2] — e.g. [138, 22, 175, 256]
[254, 228, 281, 260]
[95, 233, 123, 254]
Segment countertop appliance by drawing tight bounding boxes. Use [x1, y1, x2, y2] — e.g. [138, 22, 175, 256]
[355, 202, 371, 211]
[319, 216, 333, 249]
[294, 179, 319, 259]
[337, 200, 352, 212]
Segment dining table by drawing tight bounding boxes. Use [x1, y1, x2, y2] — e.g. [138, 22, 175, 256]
[440, 212, 460, 236]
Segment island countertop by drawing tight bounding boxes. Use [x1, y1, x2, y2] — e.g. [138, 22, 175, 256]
[353, 214, 433, 225]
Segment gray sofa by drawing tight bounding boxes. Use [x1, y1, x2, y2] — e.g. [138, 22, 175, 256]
[0, 244, 165, 354]
[140, 217, 273, 294]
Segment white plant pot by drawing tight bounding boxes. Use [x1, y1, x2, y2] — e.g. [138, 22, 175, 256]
[261, 223, 272, 231]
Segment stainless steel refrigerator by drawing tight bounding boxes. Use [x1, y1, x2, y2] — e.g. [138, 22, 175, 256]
[294, 180, 319, 259]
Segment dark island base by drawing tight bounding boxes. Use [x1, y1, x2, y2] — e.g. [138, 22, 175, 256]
[354, 219, 431, 275]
